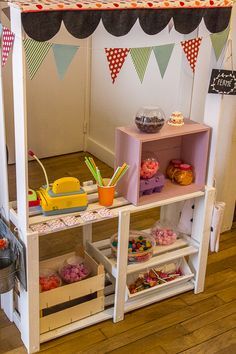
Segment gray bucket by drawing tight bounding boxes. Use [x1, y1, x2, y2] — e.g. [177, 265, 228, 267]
[0, 252, 15, 294]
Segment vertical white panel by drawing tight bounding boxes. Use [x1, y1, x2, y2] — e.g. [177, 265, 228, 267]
[11, 7, 40, 353]
[0, 11, 13, 321]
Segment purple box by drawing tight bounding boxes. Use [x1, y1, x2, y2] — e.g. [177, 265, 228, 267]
[140, 172, 165, 197]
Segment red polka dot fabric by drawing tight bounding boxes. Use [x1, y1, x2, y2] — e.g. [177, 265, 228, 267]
[2, 27, 15, 67]
[181, 37, 202, 73]
[105, 48, 130, 83]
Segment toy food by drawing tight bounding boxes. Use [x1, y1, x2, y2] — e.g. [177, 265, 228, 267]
[39, 269, 61, 292]
[111, 231, 155, 263]
[135, 106, 165, 133]
[59, 256, 90, 283]
[174, 164, 194, 186]
[167, 111, 184, 126]
[128, 263, 182, 294]
[140, 158, 159, 179]
[151, 222, 177, 245]
[0, 238, 9, 250]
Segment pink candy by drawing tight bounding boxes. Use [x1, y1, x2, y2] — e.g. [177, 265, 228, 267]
[140, 158, 159, 179]
[152, 225, 177, 245]
[59, 262, 90, 283]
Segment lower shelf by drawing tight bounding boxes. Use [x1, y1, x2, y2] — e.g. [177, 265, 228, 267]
[88, 236, 198, 277]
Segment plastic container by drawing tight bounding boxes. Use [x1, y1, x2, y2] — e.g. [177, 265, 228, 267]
[135, 106, 165, 133]
[174, 164, 194, 186]
[110, 231, 155, 264]
[59, 255, 90, 284]
[39, 268, 62, 292]
[151, 221, 178, 245]
[140, 157, 159, 179]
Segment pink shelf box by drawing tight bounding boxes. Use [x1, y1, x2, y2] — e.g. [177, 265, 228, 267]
[115, 119, 211, 205]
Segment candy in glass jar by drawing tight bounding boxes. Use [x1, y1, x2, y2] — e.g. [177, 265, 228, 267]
[140, 157, 159, 179]
[166, 159, 183, 180]
[174, 164, 193, 186]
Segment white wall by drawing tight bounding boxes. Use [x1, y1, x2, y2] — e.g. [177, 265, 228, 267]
[2, 11, 89, 163]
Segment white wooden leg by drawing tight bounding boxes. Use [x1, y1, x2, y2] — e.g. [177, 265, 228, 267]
[0, 25, 13, 321]
[10, 7, 40, 353]
[19, 231, 40, 353]
[83, 224, 92, 249]
[190, 186, 215, 294]
[113, 210, 130, 323]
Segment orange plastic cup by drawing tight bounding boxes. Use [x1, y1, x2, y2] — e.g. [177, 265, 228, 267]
[97, 179, 115, 207]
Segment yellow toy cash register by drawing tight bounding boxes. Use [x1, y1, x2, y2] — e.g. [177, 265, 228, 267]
[28, 151, 88, 216]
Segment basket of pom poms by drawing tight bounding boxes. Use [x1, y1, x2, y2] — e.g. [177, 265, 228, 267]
[151, 221, 178, 246]
[39, 269, 62, 292]
[111, 231, 155, 264]
[59, 255, 90, 284]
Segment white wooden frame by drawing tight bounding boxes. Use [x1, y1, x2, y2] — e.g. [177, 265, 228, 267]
[0, 4, 226, 354]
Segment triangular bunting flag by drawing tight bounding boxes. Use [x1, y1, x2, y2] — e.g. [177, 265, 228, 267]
[105, 48, 130, 83]
[130, 47, 152, 83]
[2, 7, 11, 21]
[2, 27, 15, 67]
[181, 37, 202, 73]
[153, 43, 174, 78]
[23, 38, 52, 80]
[52, 44, 79, 80]
[210, 26, 230, 61]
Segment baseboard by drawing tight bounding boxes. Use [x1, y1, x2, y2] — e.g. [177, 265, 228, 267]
[86, 137, 114, 168]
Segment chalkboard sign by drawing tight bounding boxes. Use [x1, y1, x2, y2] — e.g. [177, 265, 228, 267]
[208, 69, 236, 95]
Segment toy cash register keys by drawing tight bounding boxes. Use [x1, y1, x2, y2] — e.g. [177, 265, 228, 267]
[28, 151, 88, 215]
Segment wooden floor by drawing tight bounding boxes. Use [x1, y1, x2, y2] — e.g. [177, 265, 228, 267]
[1, 152, 236, 354]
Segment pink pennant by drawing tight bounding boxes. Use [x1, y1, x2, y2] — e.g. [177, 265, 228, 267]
[2, 27, 15, 67]
[105, 48, 130, 83]
[181, 37, 202, 73]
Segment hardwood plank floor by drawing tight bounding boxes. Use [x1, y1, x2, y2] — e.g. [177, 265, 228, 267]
[0, 152, 236, 354]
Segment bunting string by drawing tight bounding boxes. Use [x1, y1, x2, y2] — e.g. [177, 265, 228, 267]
[0, 23, 231, 82]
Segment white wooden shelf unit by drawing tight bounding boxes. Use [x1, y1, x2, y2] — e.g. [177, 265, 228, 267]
[0, 3, 227, 354]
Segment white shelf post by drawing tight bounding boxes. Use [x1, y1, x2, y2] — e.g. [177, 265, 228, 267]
[0, 17, 13, 321]
[190, 186, 215, 293]
[10, 7, 40, 353]
[113, 210, 130, 323]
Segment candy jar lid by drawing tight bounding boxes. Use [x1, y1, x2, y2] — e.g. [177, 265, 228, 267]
[179, 164, 192, 171]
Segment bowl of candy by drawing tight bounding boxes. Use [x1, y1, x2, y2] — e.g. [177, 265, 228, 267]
[110, 231, 155, 264]
[59, 256, 90, 284]
[151, 221, 178, 245]
[39, 269, 62, 292]
[135, 106, 166, 134]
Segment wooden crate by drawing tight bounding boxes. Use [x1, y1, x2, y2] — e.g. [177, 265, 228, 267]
[115, 120, 210, 205]
[39, 251, 105, 334]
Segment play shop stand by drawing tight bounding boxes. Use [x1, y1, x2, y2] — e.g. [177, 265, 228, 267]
[0, 1, 233, 353]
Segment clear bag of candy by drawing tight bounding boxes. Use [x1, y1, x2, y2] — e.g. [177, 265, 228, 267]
[59, 255, 91, 284]
[151, 220, 178, 245]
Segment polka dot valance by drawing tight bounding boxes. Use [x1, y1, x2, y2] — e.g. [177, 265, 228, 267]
[6, 0, 233, 41]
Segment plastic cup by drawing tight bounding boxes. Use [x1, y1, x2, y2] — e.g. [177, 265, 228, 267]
[97, 178, 115, 207]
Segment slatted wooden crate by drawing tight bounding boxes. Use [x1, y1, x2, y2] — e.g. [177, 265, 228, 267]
[39, 251, 105, 334]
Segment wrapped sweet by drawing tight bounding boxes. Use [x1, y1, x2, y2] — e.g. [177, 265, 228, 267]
[39, 269, 61, 292]
[59, 256, 90, 283]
